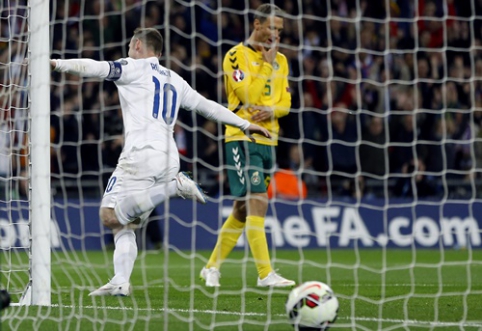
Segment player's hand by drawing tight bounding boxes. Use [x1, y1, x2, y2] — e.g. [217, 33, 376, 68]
[249, 106, 274, 122]
[261, 37, 279, 64]
[243, 124, 271, 142]
[50, 60, 57, 70]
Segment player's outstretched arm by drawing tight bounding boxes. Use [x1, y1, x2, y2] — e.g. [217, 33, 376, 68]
[202, 101, 272, 141]
[50, 58, 112, 79]
[181, 87, 271, 141]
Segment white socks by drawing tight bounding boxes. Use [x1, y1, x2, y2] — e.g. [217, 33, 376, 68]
[110, 228, 137, 285]
[115, 181, 178, 225]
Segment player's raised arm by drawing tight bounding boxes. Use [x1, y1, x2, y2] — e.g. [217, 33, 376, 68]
[50, 58, 121, 81]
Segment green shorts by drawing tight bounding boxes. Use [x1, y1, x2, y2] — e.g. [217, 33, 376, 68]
[225, 141, 274, 197]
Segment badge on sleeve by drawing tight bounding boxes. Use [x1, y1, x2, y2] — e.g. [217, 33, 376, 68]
[232, 69, 244, 82]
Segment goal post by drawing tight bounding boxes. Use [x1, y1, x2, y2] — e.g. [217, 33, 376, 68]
[17, 0, 52, 306]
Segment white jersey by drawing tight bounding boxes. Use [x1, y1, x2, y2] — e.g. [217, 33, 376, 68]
[110, 57, 201, 152]
[54, 57, 251, 154]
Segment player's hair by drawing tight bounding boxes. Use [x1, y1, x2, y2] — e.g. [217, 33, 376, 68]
[133, 27, 164, 56]
[253, 4, 285, 23]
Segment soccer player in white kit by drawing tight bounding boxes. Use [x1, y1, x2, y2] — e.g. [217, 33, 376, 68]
[50, 28, 271, 296]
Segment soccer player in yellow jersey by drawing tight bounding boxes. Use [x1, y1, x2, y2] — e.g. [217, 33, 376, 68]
[200, 4, 295, 287]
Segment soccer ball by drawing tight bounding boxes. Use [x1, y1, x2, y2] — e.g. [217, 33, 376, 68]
[285, 281, 339, 331]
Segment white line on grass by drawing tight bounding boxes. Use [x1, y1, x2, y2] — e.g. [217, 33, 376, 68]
[348, 316, 482, 328]
[9, 303, 481, 327]
[36, 282, 476, 291]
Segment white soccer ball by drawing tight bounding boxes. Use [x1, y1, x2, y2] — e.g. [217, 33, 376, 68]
[285, 281, 339, 331]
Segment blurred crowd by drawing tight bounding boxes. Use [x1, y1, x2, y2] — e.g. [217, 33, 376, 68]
[2, 0, 482, 201]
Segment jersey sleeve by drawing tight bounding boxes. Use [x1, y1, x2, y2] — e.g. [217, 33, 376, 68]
[53, 58, 111, 78]
[179, 79, 250, 130]
[113, 58, 144, 85]
[223, 48, 251, 93]
[223, 47, 273, 107]
[52, 57, 142, 84]
[273, 55, 291, 118]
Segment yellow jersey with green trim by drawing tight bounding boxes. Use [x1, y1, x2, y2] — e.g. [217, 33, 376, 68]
[223, 42, 291, 146]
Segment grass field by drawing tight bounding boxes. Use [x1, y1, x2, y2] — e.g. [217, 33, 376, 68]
[1, 248, 482, 330]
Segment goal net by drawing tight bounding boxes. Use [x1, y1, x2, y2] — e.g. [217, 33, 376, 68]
[1, 0, 482, 330]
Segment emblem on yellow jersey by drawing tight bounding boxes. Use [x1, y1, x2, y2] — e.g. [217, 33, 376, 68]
[233, 69, 245, 82]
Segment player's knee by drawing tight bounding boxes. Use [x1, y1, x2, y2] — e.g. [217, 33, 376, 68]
[232, 201, 247, 221]
[101, 217, 111, 228]
[99, 207, 122, 229]
[252, 193, 268, 205]
[99, 208, 109, 224]
[248, 193, 269, 214]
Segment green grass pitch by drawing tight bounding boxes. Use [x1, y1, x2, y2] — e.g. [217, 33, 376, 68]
[1, 248, 482, 330]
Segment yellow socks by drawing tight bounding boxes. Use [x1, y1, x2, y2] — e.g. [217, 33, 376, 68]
[206, 215, 245, 269]
[206, 214, 273, 279]
[245, 215, 272, 279]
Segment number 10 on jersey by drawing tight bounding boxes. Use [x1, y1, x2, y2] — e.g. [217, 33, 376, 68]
[152, 76, 178, 124]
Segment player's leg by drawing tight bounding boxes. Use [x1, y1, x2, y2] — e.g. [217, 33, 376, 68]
[114, 182, 177, 226]
[245, 192, 294, 287]
[115, 173, 205, 226]
[112, 148, 200, 226]
[92, 205, 152, 295]
[203, 201, 246, 265]
[89, 206, 137, 296]
[201, 202, 246, 287]
[244, 144, 295, 287]
[92, 203, 153, 296]
[110, 225, 138, 285]
[90, 149, 174, 296]
[143, 208, 163, 250]
[245, 192, 270, 278]
[115, 173, 206, 226]
[91, 170, 143, 296]
[241, 144, 272, 281]
[201, 142, 249, 286]
[114, 150, 205, 225]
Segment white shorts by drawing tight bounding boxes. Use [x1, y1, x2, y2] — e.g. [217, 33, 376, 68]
[101, 146, 180, 210]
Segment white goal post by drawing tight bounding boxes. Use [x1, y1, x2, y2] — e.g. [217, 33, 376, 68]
[1, 0, 51, 307]
[25, 0, 51, 307]
[0, 0, 481, 330]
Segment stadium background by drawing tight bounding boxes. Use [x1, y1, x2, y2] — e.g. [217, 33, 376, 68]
[7, 0, 467, 202]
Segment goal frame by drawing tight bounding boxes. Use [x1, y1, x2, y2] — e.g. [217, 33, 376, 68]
[18, 0, 51, 306]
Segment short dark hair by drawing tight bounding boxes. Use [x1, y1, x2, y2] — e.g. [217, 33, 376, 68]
[253, 4, 285, 23]
[133, 27, 163, 55]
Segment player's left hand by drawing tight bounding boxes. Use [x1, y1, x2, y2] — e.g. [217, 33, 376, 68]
[244, 124, 272, 141]
[250, 106, 274, 122]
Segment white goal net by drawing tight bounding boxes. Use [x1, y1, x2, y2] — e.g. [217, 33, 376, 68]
[1, 0, 482, 330]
